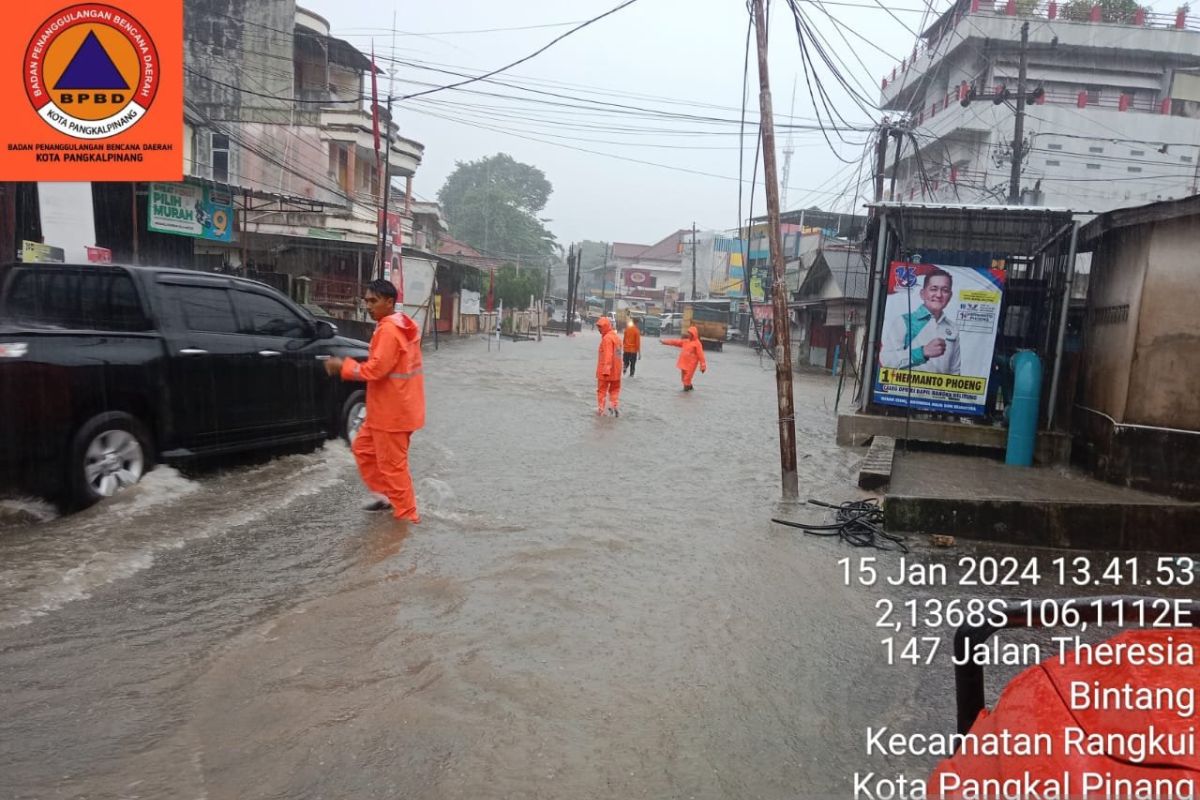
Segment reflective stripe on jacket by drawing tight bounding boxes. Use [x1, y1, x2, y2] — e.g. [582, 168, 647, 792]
[340, 311, 426, 432]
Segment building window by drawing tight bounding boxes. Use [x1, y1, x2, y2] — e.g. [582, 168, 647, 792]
[1130, 149, 1145, 156]
[1046, 160, 1061, 166]
[1088, 146, 1104, 153]
[1128, 166, 1143, 173]
[1085, 86, 1101, 105]
[1047, 143, 1063, 151]
[211, 133, 229, 183]
[1086, 163, 1101, 170]
[1182, 155, 1194, 163]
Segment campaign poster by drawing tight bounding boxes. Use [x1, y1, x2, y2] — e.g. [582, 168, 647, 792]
[872, 261, 1005, 416]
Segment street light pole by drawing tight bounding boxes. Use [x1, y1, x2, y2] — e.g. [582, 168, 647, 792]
[751, 0, 799, 501]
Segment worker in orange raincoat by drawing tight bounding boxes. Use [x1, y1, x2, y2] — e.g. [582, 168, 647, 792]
[661, 325, 707, 391]
[622, 318, 641, 377]
[324, 278, 425, 522]
[595, 316, 622, 416]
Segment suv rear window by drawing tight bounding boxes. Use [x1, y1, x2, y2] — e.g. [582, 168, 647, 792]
[4, 268, 150, 331]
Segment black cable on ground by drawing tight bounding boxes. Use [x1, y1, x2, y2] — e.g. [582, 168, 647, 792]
[772, 498, 909, 553]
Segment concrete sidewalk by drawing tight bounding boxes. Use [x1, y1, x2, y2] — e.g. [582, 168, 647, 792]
[884, 451, 1200, 552]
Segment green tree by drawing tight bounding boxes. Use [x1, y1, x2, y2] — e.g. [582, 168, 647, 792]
[437, 154, 556, 261]
[490, 264, 546, 309]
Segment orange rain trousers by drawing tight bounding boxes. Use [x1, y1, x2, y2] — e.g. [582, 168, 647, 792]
[597, 378, 621, 412]
[352, 426, 419, 522]
[679, 367, 698, 388]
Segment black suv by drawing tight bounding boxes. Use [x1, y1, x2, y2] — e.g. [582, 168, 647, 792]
[0, 263, 372, 509]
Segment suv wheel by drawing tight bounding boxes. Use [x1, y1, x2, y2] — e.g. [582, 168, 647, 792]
[340, 390, 367, 444]
[69, 413, 152, 508]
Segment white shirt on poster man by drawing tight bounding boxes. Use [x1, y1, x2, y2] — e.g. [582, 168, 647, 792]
[879, 270, 961, 375]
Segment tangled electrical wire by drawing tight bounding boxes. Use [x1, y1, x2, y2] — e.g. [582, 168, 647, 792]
[772, 498, 909, 553]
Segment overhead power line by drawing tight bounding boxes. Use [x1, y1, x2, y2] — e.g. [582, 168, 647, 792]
[398, 0, 643, 101]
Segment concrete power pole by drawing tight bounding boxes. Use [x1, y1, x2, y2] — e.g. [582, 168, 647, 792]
[565, 243, 576, 336]
[691, 222, 698, 300]
[1008, 21, 1029, 204]
[751, 0, 799, 501]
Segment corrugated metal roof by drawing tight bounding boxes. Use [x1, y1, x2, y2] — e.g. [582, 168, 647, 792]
[823, 249, 870, 300]
[867, 202, 1081, 253]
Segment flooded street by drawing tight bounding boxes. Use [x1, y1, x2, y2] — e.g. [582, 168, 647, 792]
[1, 333, 1036, 798]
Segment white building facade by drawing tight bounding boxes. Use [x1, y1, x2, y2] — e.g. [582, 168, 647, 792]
[881, 0, 1200, 209]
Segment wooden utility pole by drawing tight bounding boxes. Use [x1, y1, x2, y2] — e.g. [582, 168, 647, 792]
[1008, 21, 1030, 204]
[751, 0, 799, 500]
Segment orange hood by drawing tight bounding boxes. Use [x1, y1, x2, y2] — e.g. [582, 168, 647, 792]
[687, 326, 699, 341]
[382, 311, 422, 343]
[597, 317, 613, 334]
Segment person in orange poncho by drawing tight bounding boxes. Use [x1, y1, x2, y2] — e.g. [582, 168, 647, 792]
[661, 325, 707, 391]
[622, 318, 641, 377]
[324, 279, 425, 522]
[595, 316, 622, 416]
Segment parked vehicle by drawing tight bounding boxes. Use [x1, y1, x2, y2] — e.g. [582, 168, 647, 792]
[0, 263, 371, 509]
[659, 312, 681, 334]
[635, 314, 663, 336]
[682, 300, 730, 351]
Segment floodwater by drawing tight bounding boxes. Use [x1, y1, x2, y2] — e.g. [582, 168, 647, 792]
[0, 331, 1090, 798]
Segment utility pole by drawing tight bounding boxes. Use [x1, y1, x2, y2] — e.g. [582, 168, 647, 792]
[889, 127, 904, 202]
[691, 222, 698, 300]
[1008, 21, 1029, 204]
[874, 124, 889, 205]
[751, 0, 799, 501]
[604, 242, 615, 315]
[130, 182, 140, 266]
[565, 243, 576, 336]
[377, 95, 394, 280]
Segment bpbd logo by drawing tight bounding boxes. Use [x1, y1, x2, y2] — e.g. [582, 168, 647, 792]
[24, 3, 160, 139]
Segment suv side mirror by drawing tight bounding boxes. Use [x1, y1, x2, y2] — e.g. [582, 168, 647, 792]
[314, 320, 337, 339]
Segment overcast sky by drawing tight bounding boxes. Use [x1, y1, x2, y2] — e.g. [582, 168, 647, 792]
[296, 0, 1176, 249]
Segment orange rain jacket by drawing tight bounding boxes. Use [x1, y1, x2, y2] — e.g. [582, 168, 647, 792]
[596, 317, 622, 380]
[623, 322, 641, 353]
[663, 326, 707, 372]
[929, 628, 1200, 797]
[340, 311, 426, 432]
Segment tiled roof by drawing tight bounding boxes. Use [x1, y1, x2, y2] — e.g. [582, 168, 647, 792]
[638, 230, 687, 261]
[612, 242, 649, 259]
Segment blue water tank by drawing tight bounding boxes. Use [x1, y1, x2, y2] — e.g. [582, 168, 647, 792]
[1005, 350, 1042, 467]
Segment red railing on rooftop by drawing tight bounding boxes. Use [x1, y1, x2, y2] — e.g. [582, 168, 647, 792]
[881, 2, 1198, 91]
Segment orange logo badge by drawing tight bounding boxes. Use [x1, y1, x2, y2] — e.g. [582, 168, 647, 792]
[25, 4, 159, 138]
[2, 0, 182, 180]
